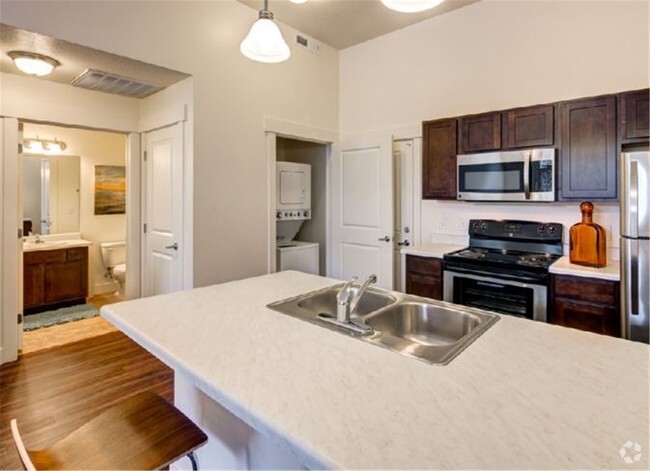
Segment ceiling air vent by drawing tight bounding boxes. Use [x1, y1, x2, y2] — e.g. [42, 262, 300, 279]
[296, 34, 320, 55]
[70, 69, 161, 98]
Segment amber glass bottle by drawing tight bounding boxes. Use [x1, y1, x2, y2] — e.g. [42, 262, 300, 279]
[569, 202, 607, 267]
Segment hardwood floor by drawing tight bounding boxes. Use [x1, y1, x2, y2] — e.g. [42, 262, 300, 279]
[21, 293, 123, 355]
[0, 331, 173, 470]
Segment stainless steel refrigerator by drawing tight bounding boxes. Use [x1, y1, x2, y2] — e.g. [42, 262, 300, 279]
[621, 151, 649, 343]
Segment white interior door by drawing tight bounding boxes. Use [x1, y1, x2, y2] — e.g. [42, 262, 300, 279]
[142, 124, 184, 297]
[332, 133, 393, 289]
[393, 140, 415, 292]
[1, 118, 20, 364]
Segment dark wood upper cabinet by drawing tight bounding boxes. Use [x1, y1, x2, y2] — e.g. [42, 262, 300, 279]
[559, 95, 617, 200]
[459, 112, 501, 153]
[619, 88, 649, 143]
[503, 104, 555, 149]
[422, 118, 457, 199]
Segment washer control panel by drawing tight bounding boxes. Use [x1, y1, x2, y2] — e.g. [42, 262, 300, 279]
[276, 209, 311, 221]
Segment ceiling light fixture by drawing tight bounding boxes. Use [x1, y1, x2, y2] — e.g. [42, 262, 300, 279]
[289, 0, 308, 4]
[8, 51, 60, 77]
[381, 0, 445, 13]
[23, 137, 67, 154]
[240, 0, 291, 63]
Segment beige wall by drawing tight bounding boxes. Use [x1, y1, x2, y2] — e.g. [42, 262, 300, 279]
[24, 123, 127, 296]
[1, 0, 340, 287]
[340, 0, 650, 258]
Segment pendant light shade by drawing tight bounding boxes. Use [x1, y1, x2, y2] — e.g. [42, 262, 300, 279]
[8, 51, 60, 76]
[381, 0, 445, 13]
[240, 3, 290, 64]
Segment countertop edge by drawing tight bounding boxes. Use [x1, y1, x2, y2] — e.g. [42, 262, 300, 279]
[101, 306, 338, 471]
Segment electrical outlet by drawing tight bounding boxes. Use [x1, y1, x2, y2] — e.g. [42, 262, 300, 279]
[437, 218, 447, 233]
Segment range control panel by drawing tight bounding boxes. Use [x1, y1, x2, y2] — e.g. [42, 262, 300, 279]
[468, 219, 563, 242]
[276, 209, 311, 221]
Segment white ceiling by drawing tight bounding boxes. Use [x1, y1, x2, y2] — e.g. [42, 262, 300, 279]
[237, 0, 481, 50]
[0, 24, 190, 98]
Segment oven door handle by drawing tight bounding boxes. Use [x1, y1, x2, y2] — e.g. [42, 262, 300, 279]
[443, 266, 543, 285]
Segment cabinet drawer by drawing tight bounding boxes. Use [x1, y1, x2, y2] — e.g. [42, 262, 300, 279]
[552, 275, 618, 306]
[405, 273, 442, 301]
[24, 249, 66, 265]
[406, 255, 442, 277]
[67, 247, 88, 261]
[551, 298, 620, 337]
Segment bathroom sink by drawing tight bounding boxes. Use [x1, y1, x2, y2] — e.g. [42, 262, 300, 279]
[267, 285, 499, 365]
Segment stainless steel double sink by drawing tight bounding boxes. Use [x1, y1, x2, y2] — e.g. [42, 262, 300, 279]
[267, 283, 499, 365]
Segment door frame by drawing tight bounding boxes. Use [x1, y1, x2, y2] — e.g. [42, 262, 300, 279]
[264, 117, 337, 276]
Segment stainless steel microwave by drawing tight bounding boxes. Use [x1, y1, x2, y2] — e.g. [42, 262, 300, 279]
[457, 148, 555, 202]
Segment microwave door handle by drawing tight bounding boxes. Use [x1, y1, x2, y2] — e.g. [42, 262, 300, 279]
[522, 151, 530, 199]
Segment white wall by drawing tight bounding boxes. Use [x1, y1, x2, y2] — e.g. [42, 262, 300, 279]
[1, 0, 340, 287]
[23, 123, 127, 296]
[340, 0, 649, 259]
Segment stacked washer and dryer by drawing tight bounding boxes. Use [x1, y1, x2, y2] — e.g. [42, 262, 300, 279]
[275, 162, 319, 275]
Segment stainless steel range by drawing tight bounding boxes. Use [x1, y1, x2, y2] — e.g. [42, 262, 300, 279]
[443, 219, 564, 322]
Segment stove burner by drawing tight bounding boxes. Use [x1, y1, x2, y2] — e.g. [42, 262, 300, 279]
[456, 248, 487, 260]
[517, 253, 553, 267]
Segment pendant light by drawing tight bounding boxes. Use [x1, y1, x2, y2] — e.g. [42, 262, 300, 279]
[8, 51, 60, 76]
[240, 0, 291, 64]
[381, 0, 445, 13]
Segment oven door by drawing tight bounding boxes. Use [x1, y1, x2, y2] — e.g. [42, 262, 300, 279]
[457, 151, 529, 201]
[443, 269, 547, 321]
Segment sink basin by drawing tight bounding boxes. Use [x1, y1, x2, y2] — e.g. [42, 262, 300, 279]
[365, 303, 480, 346]
[297, 286, 396, 318]
[363, 302, 496, 364]
[267, 284, 397, 327]
[267, 284, 498, 365]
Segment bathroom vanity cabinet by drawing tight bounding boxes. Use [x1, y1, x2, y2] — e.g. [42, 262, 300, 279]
[24, 247, 88, 314]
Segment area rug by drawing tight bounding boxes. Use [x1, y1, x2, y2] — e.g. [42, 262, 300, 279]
[24, 304, 99, 332]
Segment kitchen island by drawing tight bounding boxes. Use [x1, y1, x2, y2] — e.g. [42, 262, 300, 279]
[102, 271, 649, 470]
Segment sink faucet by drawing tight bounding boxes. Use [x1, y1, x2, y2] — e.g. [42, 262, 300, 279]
[350, 274, 377, 314]
[336, 274, 377, 322]
[336, 276, 358, 322]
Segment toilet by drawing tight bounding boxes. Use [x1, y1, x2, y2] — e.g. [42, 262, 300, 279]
[100, 241, 127, 297]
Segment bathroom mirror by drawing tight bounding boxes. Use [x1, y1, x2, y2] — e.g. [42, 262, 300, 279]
[23, 154, 80, 235]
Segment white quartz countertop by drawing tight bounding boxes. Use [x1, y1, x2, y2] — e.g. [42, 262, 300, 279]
[23, 239, 92, 252]
[102, 271, 648, 470]
[550, 256, 620, 281]
[401, 243, 465, 258]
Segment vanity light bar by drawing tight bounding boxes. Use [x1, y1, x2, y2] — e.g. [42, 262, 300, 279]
[23, 137, 67, 153]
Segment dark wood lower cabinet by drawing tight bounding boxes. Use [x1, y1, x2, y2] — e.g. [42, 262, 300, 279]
[405, 255, 443, 300]
[24, 247, 88, 314]
[550, 274, 621, 337]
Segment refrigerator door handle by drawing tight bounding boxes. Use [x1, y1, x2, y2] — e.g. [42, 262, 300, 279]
[630, 240, 639, 316]
[630, 160, 639, 239]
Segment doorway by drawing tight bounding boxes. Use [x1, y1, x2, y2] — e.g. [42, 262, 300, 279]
[20, 123, 128, 351]
[275, 137, 328, 277]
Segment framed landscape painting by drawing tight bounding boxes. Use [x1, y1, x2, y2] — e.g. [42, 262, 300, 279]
[94, 165, 126, 215]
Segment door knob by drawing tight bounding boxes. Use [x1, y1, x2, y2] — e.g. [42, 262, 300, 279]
[378, 236, 391, 242]
[165, 243, 179, 251]
[397, 240, 410, 247]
